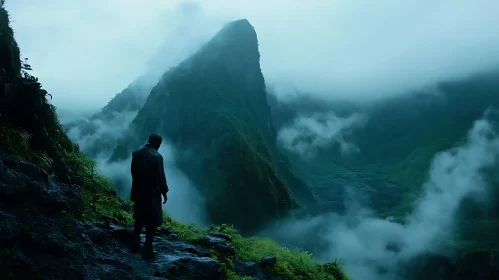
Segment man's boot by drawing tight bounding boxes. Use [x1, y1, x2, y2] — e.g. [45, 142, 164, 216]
[130, 236, 141, 253]
[142, 226, 156, 258]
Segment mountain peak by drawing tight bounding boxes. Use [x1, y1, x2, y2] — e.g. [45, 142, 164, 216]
[220, 18, 254, 34]
[215, 18, 256, 43]
[111, 19, 316, 233]
[225, 18, 252, 28]
[176, 18, 259, 72]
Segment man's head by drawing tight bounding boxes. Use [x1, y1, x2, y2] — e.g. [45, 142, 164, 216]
[147, 133, 162, 150]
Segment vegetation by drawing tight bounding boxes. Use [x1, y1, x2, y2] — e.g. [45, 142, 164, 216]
[160, 216, 350, 279]
[0, 0, 20, 81]
[0, 125, 53, 168]
[65, 152, 134, 224]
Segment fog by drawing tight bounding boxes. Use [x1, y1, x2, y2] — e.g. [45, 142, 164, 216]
[277, 112, 368, 158]
[6, 0, 219, 110]
[66, 110, 139, 158]
[96, 146, 207, 226]
[66, 110, 207, 226]
[7, 0, 499, 110]
[262, 109, 499, 280]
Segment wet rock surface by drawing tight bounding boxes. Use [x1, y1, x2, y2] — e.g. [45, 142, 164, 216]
[0, 154, 278, 280]
[233, 259, 281, 280]
[195, 233, 236, 257]
[259, 256, 277, 269]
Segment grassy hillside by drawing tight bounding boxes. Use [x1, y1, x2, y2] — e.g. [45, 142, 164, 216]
[0, 3, 348, 279]
[110, 19, 316, 234]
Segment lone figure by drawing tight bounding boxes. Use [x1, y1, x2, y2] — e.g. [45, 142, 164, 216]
[130, 133, 169, 254]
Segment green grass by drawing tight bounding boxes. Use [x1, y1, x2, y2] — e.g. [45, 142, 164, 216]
[64, 152, 133, 225]
[159, 215, 349, 279]
[230, 234, 348, 280]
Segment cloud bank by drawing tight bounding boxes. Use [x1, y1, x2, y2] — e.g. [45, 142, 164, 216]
[66, 111, 139, 158]
[65, 110, 207, 226]
[6, 0, 221, 110]
[277, 112, 368, 158]
[6, 0, 499, 110]
[94, 142, 207, 226]
[263, 109, 499, 280]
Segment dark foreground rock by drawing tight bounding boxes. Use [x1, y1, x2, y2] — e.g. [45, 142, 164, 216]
[195, 233, 236, 257]
[259, 256, 277, 269]
[233, 259, 281, 280]
[0, 153, 278, 280]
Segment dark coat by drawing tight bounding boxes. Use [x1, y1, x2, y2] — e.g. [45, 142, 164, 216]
[130, 144, 169, 228]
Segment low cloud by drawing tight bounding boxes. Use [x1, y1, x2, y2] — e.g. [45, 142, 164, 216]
[277, 112, 368, 158]
[7, 0, 499, 109]
[63, 110, 207, 225]
[6, 0, 220, 111]
[263, 109, 499, 280]
[93, 142, 207, 226]
[66, 110, 139, 158]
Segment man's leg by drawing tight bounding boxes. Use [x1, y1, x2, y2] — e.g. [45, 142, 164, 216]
[131, 217, 144, 252]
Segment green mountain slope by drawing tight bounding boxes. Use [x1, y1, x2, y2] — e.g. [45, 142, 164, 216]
[109, 19, 316, 233]
[100, 77, 156, 116]
[271, 70, 499, 217]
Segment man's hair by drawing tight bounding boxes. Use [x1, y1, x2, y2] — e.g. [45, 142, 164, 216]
[147, 133, 162, 148]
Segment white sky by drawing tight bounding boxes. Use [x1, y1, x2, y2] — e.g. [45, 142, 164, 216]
[6, 0, 499, 111]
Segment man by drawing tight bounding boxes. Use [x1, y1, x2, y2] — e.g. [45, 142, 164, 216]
[130, 133, 169, 254]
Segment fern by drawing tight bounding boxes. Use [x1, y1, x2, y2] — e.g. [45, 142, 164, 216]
[29, 150, 53, 169]
[0, 125, 53, 169]
[0, 125, 30, 155]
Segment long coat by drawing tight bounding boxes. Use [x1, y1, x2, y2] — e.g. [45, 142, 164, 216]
[130, 144, 169, 228]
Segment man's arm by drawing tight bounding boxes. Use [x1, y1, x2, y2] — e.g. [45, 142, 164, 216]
[130, 152, 136, 178]
[158, 155, 169, 196]
[130, 151, 137, 202]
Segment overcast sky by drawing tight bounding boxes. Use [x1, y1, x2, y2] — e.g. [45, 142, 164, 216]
[6, 0, 499, 111]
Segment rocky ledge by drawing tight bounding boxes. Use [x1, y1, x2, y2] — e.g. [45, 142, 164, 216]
[0, 152, 280, 280]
